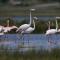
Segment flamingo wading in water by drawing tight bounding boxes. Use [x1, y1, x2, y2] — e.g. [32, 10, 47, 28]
[45, 20, 58, 35]
[45, 18, 58, 47]
[16, 9, 35, 33]
[17, 16, 37, 46]
[2, 19, 17, 40]
[21, 20, 35, 34]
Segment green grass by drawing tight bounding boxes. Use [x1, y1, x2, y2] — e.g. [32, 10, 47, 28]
[0, 48, 60, 60]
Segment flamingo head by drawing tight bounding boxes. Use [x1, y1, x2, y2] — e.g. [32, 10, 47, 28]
[30, 9, 36, 11]
[56, 17, 60, 19]
[33, 17, 38, 20]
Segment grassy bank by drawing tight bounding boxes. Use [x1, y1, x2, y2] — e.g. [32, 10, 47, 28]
[0, 48, 60, 60]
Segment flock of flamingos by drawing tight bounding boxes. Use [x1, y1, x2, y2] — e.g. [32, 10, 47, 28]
[0, 9, 60, 47]
[0, 9, 60, 37]
[0, 9, 36, 35]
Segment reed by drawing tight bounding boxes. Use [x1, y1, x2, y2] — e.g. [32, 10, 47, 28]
[0, 47, 60, 60]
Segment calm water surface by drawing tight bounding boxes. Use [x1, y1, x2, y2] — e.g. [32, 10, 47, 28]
[0, 34, 60, 51]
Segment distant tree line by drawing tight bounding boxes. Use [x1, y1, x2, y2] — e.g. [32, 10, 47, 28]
[0, 0, 60, 6]
[0, 0, 8, 4]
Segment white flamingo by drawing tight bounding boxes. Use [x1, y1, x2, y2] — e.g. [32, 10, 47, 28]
[21, 20, 35, 34]
[45, 20, 58, 43]
[21, 20, 35, 46]
[46, 18, 58, 48]
[45, 20, 58, 35]
[17, 16, 37, 46]
[16, 9, 35, 33]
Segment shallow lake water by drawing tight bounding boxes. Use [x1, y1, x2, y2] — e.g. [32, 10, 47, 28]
[0, 34, 60, 52]
[0, 16, 59, 52]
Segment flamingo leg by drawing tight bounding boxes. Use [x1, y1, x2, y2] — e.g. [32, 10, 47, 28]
[28, 34, 29, 46]
[21, 33, 24, 46]
[4, 34, 6, 40]
[0, 36, 1, 41]
[5, 34, 8, 40]
[28, 34, 30, 47]
[17, 33, 24, 47]
[46, 35, 51, 52]
[17, 34, 22, 44]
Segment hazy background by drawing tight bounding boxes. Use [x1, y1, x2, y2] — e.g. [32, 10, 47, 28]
[0, 0, 60, 16]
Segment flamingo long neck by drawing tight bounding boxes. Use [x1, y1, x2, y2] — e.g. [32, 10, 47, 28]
[33, 20, 35, 29]
[7, 20, 9, 27]
[29, 11, 32, 26]
[56, 20, 58, 30]
[48, 21, 50, 30]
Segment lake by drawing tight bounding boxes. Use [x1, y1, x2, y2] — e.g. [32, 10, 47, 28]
[0, 16, 60, 52]
[0, 34, 60, 52]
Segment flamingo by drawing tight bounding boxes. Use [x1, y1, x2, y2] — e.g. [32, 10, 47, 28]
[3, 26, 17, 33]
[18, 19, 35, 46]
[46, 18, 58, 48]
[16, 9, 35, 33]
[45, 20, 58, 35]
[3, 20, 17, 33]
[21, 20, 35, 34]
[2, 19, 17, 40]
[17, 16, 37, 46]
[21, 20, 35, 46]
